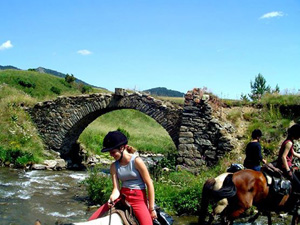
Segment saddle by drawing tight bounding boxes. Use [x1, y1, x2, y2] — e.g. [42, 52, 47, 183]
[261, 162, 292, 196]
[101, 195, 139, 225]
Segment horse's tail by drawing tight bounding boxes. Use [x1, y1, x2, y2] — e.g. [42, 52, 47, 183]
[198, 178, 216, 225]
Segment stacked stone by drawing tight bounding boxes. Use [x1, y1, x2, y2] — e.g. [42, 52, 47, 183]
[177, 88, 233, 173]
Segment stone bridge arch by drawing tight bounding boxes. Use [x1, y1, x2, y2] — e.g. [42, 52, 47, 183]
[28, 89, 182, 165]
[29, 88, 234, 172]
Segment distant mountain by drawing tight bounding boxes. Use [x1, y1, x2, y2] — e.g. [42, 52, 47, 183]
[34, 67, 96, 87]
[144, 87, 184, 97]
[0, 65, 21, 70]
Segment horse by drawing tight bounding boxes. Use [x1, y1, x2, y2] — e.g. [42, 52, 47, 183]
[198, 169, 300, 225]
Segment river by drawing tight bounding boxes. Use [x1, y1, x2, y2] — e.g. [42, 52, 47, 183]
[0, 168, 293, 225]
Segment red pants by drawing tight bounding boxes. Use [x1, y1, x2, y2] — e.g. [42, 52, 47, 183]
[88, 188, 152, 225]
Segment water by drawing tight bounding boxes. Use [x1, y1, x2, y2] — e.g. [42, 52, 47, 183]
[0, 168, 92, 225]
[0, 167, 293, 225]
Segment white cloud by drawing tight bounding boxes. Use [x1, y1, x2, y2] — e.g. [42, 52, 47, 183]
[0, 40, 13, 50]
[260, 11, 284, 19]
[77, 49, 92, 55]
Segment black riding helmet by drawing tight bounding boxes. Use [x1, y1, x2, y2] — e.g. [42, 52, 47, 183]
[288, 124, 300, 139]
[101, 131, 128, 152]
[252, 129, 262, 139]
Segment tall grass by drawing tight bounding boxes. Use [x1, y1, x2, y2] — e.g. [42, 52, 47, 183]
[261, 92, 300, 105]
[0, 84, 44, 164]
[0, 70, 82, 100]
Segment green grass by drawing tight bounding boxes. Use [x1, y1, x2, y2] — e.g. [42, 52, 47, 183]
[0, 85, 44, 164]
[261, 92, 300, 105]
[155, 96, 184, 105]
[79, 109, 177, 156]
[0, 69, 82, 100]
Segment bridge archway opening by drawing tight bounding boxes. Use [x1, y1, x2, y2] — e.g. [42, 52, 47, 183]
[77, 109, 177, 159]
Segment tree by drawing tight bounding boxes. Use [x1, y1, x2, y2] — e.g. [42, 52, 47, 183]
[240, 93, 250, 102]
[65, 74, 75, 83]
[272, 84, 280, 94]
[249, 73, 271, 101]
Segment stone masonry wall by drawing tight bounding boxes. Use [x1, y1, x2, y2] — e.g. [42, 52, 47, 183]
[177, 88, 233, 173]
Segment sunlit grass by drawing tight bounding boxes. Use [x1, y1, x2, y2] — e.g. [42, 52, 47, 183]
[0, 85, 44, 162]
[79, 109, 176, 155]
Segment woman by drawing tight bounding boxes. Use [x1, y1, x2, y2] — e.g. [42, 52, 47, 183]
[277, 124, 300, 192]
[89, 130, 157, 224]
[243, 129, 266, 171]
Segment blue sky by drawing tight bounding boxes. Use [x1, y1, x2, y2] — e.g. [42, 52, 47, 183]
[1, 0, 299, 99]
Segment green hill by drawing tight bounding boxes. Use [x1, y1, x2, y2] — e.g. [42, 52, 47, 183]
[1, 65, 107, 90]
[0, 69, 83, 100]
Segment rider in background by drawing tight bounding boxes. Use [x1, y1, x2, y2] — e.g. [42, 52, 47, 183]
[277, 124, 300, 192]
[243, 129, 267, 171]
[88, 130, 157, 224]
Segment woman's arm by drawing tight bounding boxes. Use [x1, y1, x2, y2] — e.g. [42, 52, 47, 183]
[109, 162, 120, 203]
[135, 157, 157, 219]
[281, 141, 292, 171]
[293, 149, 300, 158]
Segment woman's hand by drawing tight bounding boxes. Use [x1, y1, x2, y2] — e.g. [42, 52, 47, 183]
[107, 198, 114, 208]
[287, 170, 293, 180]
[150, 208, 157, 220]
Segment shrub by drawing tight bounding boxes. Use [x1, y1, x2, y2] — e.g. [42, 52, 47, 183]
[83, 167, 112, 204]
[81, 85, 92, 94]
[65, 74, 76, 83]
[60, 79, 72, 88]
[50, 86, 61, 95]
[154, 170, 202, 215]
[0, 147, 35, 167]
[16, 78, 36, 88]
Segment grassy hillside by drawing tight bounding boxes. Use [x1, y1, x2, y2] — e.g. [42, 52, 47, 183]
[0, 69, 84, 100]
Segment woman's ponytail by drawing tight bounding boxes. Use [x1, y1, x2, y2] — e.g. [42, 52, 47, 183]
[125, 145, 136, 154]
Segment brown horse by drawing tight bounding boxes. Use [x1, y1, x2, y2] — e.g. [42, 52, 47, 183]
[198, 169, 300, 225]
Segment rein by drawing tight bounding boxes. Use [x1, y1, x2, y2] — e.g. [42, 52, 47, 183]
[108, 206, 112, 225]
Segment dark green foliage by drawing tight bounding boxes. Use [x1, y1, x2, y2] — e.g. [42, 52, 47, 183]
[149, 152, 177, 181]
[65, 74, 76, 83]
[60, 79, 72, 88]
[50, 86, 61, 95]
[240, 93, 250, 102]
[0, 147, 35, 167]
[81, 85, 92, 94]
[83, 168, 112, 204]
[17, 78, 36, 88]
[249, 73, 271, 101]
[273, 84, 280, 93]
[154, 170, 202, 215]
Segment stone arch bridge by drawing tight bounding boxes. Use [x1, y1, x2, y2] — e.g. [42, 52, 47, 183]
[29, 88, 233, 172]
